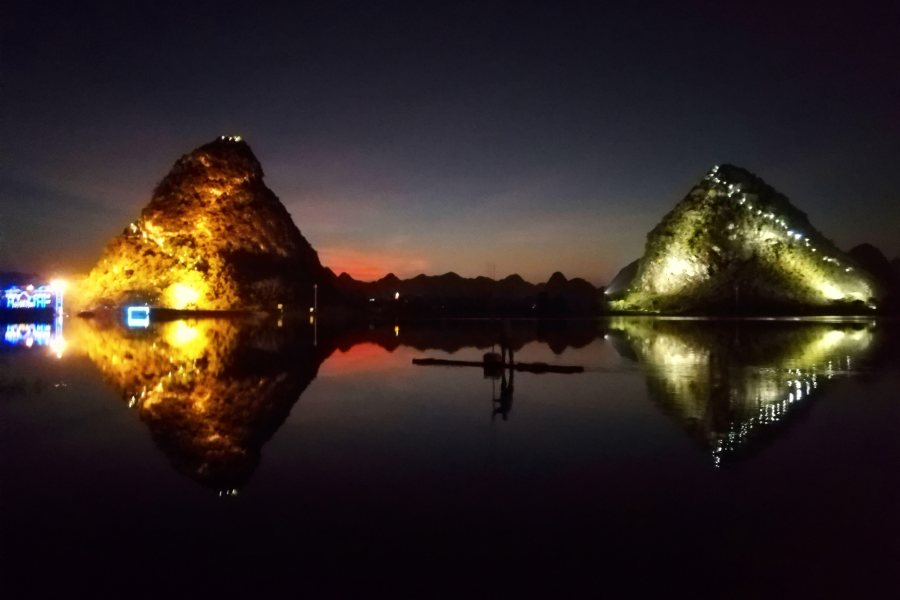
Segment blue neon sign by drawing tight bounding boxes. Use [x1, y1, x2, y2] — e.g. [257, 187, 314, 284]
[3, 284, 63, 313]
[126, 306, 151, 328]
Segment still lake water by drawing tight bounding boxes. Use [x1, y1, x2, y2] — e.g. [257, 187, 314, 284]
[2, 316, 900, 597]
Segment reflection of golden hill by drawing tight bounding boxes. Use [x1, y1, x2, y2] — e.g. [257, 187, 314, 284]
[609, 317, 876, 465]
[70, 317, 321, 491]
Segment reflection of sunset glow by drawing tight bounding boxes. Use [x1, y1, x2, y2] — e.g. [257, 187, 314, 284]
[319, 342, 409, 377]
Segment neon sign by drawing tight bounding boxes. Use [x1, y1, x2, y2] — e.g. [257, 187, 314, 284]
[126, 306, 151, 328]
[3, 284, 63, 313]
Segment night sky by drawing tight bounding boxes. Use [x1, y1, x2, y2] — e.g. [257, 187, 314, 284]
[3, 0, 898, 284]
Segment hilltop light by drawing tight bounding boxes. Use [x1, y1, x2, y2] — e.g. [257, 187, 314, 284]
[395, 292, 400, 300]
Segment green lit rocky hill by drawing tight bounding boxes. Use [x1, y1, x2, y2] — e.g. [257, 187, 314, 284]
[76, 137, 327, 311]
[608, 164, 880, 313]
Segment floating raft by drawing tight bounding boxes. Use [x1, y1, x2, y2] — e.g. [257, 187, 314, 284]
[412, 358, 584, 374]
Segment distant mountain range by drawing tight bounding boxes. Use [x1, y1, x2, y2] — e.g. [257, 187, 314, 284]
[324, 269, 604, 317]
[13, 138, 899, 317]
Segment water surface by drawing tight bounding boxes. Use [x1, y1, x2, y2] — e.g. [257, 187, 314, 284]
[3, 316, 899, 597]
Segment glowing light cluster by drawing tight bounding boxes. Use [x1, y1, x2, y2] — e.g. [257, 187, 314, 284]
[166, 283, 203, 309]
[819, 284, 845, 300]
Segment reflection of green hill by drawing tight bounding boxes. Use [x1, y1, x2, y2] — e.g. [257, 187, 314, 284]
[608, 317, 877, 465]
[71, 317, 323, 492]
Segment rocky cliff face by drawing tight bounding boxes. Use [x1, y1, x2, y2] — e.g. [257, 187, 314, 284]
[609, 164, 880, 313]
[77, 137, 325, 311]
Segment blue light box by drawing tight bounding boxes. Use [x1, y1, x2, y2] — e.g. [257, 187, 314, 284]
[126, 306, 151, 328]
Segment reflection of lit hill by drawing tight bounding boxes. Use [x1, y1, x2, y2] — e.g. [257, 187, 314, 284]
[608, 317, 877, 465]
[70, 317, 322, 491]
[71, 316, 603, 491]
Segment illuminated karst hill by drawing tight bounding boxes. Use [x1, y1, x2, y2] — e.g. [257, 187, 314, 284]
[608, 165, 880, 313]
[77, 136, 326, 311]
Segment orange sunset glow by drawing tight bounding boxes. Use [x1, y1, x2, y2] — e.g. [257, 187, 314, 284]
[319, 342, 413, 377]
[318, 247, 431, 281]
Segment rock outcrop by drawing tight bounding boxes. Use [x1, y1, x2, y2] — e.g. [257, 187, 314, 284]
[76, 137, 326, 311]
[608, 164, 880, 313]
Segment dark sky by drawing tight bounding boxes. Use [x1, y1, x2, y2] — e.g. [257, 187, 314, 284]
[3, 0, 898, 283]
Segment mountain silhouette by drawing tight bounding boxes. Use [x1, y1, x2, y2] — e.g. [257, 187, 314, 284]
[328, 269, 603, 317]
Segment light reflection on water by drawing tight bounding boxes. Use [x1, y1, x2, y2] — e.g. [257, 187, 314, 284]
[47, 315, 885, 488]
[3, 315, 900, 595]
[607, 317, 877, 465]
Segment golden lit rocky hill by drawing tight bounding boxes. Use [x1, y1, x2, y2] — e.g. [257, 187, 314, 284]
[76, 137, 325, 311]
[608, 165, 880, 313]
